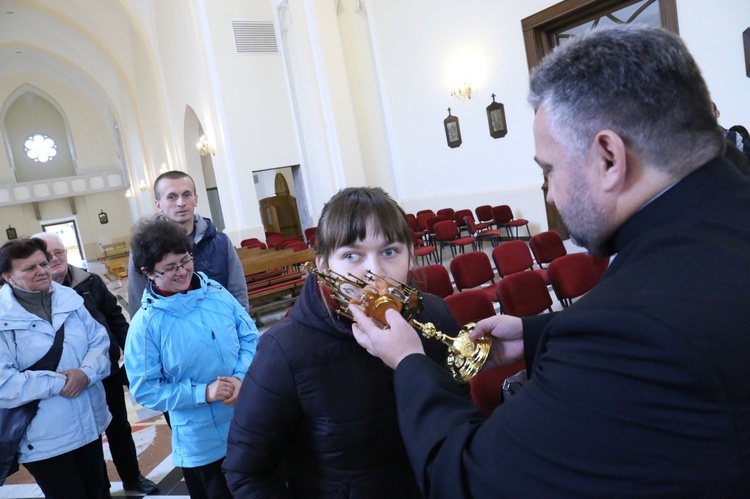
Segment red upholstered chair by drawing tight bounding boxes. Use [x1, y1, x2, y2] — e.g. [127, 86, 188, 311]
[444, 289, 496, 327]
[279, 236, 304, 249]
[408, 219, 428, 250]
[589, 254, 610, 279]
[445, 258, 525, 415]
[529, 230, 567, 268]
[449, 251, 498, 303]
[283, 240, 310, 252]
[496, 271, 553, 316]
[436, 208, 455, 220]
[547, 253, 600, 308]
[475, 204, 496, 228]
[491, 205, 530, 240]
[416, 213, 433, 232]
[425, 215, 449, 247]
[443, 287, 511, 415]
[454, 209, 490, 236]
[304, 227, 317, 246]
[411, 264, 454, 298]
[470, 361, 526, 416]
[413, 245, 437, 266]
[411, 230, 437, 266]
[416, 209, 436, 219]
[492, 240, 549, 285]
[464, 216, 504, 250]
[433, 220, 476, 264]
[453, 209, 473, 235]
[240, 238, 267, 250]
[265, 232, 284, 249]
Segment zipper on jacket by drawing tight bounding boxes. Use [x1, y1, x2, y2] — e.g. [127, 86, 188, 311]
[211, 331, 226, 366]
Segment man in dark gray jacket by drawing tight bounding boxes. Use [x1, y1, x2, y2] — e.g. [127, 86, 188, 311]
[126, 171, 248, 317]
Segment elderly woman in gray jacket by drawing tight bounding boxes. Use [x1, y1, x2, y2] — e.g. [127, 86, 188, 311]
[0, 238, 111, 498]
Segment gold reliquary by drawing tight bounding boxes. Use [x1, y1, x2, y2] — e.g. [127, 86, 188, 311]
[305, 263, 491, 382]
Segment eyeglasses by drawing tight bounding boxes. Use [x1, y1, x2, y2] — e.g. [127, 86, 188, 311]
[152, 254, 194, 278]
[50, 249, 66, 259]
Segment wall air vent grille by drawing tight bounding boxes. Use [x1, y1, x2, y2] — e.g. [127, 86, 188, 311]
[232, 20, 278, 53]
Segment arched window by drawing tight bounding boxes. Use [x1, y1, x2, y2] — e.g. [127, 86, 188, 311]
[24, 133, 58, 163]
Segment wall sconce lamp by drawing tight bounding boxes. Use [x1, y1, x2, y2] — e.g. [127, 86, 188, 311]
[159, 163, 169, 174]
[138, 179, 150, 191]
[196, 135, 215, 156]
[125, 188, 134, 199]
[6, 225, 17, 240]
[450, 82, 472, 100]
[98, 210, 109, 224]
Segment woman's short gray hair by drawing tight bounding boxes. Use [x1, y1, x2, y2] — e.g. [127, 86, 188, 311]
[528, 24, 723, 177]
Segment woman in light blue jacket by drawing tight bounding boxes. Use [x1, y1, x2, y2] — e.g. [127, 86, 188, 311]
[125, 217, 257, 499]
[0, 238, 111, 498]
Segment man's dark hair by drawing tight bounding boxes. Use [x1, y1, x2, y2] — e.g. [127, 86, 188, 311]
[729, 125, 750, 141]
[153, 171, 195, 200]
[529, 25, 723, 179]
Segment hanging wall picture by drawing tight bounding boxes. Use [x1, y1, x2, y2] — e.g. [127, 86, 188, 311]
[486, 94, 508, 139]
[744, 27, 750, 78]
[444, 108, 462, 148]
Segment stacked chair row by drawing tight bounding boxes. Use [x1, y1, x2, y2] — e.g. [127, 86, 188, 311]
[412, 233, 609, 315]
[406, 204, 530, 266]
[410, 236, 609, 415]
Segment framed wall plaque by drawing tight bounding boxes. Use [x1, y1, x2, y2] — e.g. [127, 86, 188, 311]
[744, 28, 750, 78]
[486, 94, 508, 138]
[444, 108, 462, 148]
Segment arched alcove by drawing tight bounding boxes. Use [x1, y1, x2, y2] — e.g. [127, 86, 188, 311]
[183, 105, 224, 228]
[2, 84, 77, 182]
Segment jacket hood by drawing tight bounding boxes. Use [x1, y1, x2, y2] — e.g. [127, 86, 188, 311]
[66, 264, 92, 288]
[192, 214, 217, 245]
[288, 274, 354, 339]
[0, 281, 83, 330]
[154, 213, 216, 245]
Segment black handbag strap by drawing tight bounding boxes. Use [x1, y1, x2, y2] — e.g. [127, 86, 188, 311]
[25, 324, 65, 373]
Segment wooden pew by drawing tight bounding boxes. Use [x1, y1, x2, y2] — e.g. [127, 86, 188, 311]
[239, 247, 315, 325]
[101, 241, 130, 259]
[103, 255, 129, 279]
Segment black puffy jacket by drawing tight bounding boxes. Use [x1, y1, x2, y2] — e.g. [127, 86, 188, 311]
[67, 265, 128, 378]
[224, 274, 463, 498]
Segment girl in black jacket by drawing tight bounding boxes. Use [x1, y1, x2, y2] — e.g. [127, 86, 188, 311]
[223, 187, 462, 498]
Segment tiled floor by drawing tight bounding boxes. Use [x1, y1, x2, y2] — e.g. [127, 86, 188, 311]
[1, 265, 186, 498]
[0, 239, 588, 498]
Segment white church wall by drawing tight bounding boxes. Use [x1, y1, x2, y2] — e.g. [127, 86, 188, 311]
[364, 0, 748, 232]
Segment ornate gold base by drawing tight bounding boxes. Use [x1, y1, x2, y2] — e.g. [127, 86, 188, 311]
[304, 263, 491, 382]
